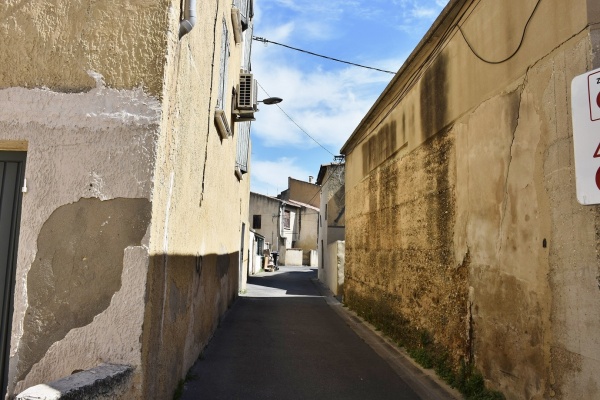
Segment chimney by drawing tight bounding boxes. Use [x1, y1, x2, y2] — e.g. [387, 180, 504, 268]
[309, 176, 313, 183]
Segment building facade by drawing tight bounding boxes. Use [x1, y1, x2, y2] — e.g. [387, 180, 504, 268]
[316, 163, 346, 296]
[0, 0, 255, 398]
[250, 192, 298, 265]
[341, 0, 600, 398]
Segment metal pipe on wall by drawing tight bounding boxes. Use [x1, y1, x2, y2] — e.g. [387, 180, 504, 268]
[179, 0, 197, 39]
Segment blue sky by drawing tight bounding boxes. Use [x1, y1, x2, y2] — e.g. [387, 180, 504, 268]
[249, 0, 449, 196]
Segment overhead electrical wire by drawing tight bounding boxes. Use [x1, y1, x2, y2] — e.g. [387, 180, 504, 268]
[253, 36, 396, 75]
[256, 81, 337, 157]
[348, 0, 541, 151]
[458, 0, 542, 64]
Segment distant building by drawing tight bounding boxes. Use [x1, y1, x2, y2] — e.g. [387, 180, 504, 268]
[316, 163, 345, 296]
[278, 177, 321, 209]
[0, 0, 256, 398]
[250, 177, 320, 267]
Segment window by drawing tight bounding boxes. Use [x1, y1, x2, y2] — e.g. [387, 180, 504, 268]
[252, 214, 261, 229]
[233, 0, 253, 30]
[217, 18, 230, 110]
[283, 210, 290, 229]
[236, 121, 250, 173]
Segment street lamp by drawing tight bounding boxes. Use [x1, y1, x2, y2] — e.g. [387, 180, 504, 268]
[258, 97, 283, 105]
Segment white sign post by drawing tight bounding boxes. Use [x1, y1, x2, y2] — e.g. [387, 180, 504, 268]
[571, 67, 600, 205]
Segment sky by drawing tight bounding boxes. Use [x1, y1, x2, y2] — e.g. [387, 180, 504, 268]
[249, 0, 449, 196]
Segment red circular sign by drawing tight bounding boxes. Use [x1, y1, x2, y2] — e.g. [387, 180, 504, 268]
[596, 166, 600, 190]
[597, 92, 600, 108]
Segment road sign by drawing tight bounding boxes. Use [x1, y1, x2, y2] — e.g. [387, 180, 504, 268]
[571, 67, 600, 205]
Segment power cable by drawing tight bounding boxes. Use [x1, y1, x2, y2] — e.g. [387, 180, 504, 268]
[347, 0, 464, 150]
[253, 36, 396, 75]
[349, 0, 539, 151]
[458, 0, 542, 64]
[256, 81, 337, 157]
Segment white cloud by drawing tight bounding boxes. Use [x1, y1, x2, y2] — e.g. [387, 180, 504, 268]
[251, 41, 404, 151]
[250, 157, 313, 195]
[249, 0, 448, 195]
[410, 6, 439, 19]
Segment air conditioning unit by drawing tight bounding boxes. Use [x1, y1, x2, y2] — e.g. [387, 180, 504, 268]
[214, 109, 232, 139]
[236, 73, 257, 113]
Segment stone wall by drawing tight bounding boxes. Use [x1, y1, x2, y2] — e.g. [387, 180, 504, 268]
[341, 0, 600, 398]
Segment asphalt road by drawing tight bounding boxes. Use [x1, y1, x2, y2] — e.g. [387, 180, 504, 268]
[181, 266, 456, 400]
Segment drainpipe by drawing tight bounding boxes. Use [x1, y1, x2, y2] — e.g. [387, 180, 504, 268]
[179, 0, 197, 39]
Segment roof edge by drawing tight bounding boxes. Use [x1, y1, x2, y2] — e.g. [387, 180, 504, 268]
[340, 0, 468, 155]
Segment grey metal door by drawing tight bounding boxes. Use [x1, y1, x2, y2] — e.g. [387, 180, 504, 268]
[0, 151, 26, 398]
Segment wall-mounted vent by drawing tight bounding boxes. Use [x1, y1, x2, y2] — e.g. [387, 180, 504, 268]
[236, 73, 257, 112]
[214, 109, 232, 139]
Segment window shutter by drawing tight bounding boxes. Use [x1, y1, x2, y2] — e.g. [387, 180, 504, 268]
[236, 121, 250, 173]
[217, 19, 230, 110]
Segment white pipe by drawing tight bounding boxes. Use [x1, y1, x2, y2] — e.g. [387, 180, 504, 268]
[179, 0, 197, 39]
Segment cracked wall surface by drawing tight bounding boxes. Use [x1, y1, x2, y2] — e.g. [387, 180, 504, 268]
[342, 0, 600, 398]
[0, 71, 160, 396]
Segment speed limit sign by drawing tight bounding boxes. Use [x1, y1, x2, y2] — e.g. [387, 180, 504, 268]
[571, 67, 600, 205]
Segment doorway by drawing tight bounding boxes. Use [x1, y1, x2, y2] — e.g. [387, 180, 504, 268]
[0, 151, 26, 397]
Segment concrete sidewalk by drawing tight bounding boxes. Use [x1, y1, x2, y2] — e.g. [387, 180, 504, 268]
[180, 266, 460, 400]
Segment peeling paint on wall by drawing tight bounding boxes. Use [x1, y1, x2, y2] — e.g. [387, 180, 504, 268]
[18, 197, 151, 382]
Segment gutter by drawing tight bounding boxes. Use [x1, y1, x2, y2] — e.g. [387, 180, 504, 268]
[179, 0, 197, 39]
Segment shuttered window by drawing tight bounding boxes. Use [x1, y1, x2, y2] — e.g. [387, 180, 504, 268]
[233, 0, 253, 30]
[217, 19, 230, 110]
[236, 121, 250, 173]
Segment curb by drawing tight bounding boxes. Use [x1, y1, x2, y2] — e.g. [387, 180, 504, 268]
[311, 278, 462, 400]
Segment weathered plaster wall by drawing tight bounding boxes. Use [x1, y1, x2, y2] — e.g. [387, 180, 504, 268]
[317, 165, 345, 284]
[2, 0, 253, 398]
[20, 198, 151, 383]
[293, 207, 319, 251]
[140, 0, 251, 397]
[324, 241, 345, 297]
[0, 82, 160, 396]
[250, 193, 283, 251]
[0, 0, 169, 97]
[284, 178, 321, 208]
[325, 166, 346, 244]
[342, 0, 599, 398]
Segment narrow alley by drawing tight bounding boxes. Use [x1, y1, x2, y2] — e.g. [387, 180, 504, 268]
[180, 266, 458, 400]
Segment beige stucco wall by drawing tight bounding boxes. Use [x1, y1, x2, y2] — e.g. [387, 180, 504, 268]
[322, 241, 345, 297]
[0, 0, 169, 97]
[342, 0, 600, 398]
[138, 0, 251, 397]
[0, 82, 160, 396]
[250, 193, 283, 251]
[285, 249, 303, 266]
[283, 178, 321, 208]
[317, 164, 345, 284]
[1, 0, 252, 398]
[292, 207, 319, 251]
